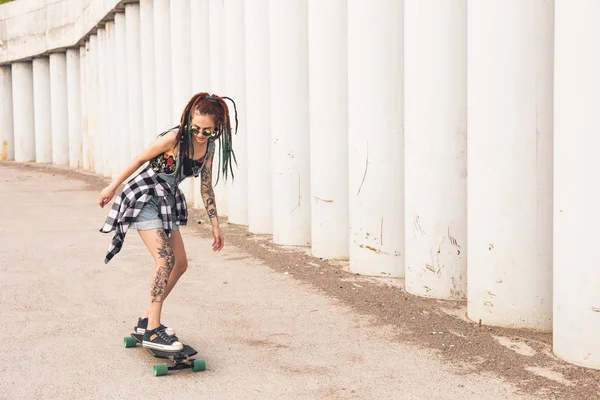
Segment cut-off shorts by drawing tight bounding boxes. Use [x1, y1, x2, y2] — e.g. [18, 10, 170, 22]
[129, 193, 180, 231]
[130, 168, 181, 231]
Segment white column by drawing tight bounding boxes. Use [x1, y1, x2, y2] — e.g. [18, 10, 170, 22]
[66, 48, 82, 169]
[467, 1, 553, 330]
[170, 0, 194, 201]
[106, 21, 119, 178]
[270, 0, 311, 246]
[209, 0, 225, 94]
[190, 0, 210, 92]
[80, 45, 91, 170]
[140, 0, 157, 146]
[0, 66, 14, 161]
[224, 0, 248, 224]
[32, 57, 52, 164]
[209, 0, 228, 216]
[191, 0, 211, 209]
[115, 12, 130, 175]
[348, 1, 404, 277]
[308, 0, 348, 258]
[170, 0, 191, 120]
[88, 37, 99, 173]
[49, 52, 69, 165]
[87, 37, 98, 172]
[404, 0, 467, 299]
[154, 0, 173, 132]
[11, 62, 35, 162]
[96, 28, 110, 176]
[126, 3, 144, 158]
[245, 0, 272, 234]
[554, 0, 600, 369]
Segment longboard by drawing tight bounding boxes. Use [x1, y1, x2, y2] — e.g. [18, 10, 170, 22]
[124, 331, 206, 376]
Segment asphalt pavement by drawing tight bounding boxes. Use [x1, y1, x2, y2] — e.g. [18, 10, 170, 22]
[0, 163, 533, 400]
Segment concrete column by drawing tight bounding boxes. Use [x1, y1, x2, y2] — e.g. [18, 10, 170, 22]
[404, 0, 467, 299]
[191, 0, 211, 209]
[190, 0, 211, 98]
[170, 0, 194, 201]
[106, 21, 119, 178]
[96, 28, 111, 177]
[80, 45, 91, 170]
[49, 53, 69, 165]
[348, 1, 404, 277]
[126, 3, 144, 158]
[208, 0, 228, 214]
[115, 12, 130, 175]
[170, 0, 192, 120]
[66, 48, 82, 169]
[224, 0, 248, 224]
[140, 0, 157, 147]
[269, 0, 311, 246]
[554, 0, 600, 369]
[32, 57, 52, 164]
[86, 36, 98, 172]
[209, 0, 225, 94]
[245, 0, 272, 234]
[209, 0, 228, 216]
[467, 1, 553, 330]
[308, 0, 348, 259]
[11, 62, 35, 162]
[0, 66, 14, 161]
[154, 0, 173, 132]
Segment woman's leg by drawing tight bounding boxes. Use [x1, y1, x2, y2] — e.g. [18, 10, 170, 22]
[140, 230, 188, 320]
[138, 228, 175, 331]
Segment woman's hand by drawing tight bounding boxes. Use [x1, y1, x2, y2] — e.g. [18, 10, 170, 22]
[98, 186, 116, 208]
[212, 226, 224, 252]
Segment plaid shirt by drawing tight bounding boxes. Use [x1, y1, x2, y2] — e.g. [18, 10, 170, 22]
[99, 165, 188, 264]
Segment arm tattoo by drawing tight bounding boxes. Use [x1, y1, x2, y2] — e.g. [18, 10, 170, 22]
[150, 229, 175, 303]
[201, 154, 219, 221]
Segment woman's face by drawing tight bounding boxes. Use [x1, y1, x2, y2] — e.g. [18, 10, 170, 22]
[190, 112, 216, 145]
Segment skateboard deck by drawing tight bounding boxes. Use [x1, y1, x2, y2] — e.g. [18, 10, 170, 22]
[124, 331, 206, 376]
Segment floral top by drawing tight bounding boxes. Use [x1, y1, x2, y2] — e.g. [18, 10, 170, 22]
[148, 152, 208, 176]
[149, 153, 178, 175]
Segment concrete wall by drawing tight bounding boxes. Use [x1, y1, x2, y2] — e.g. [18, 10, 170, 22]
[0, 0, 125, 64]
[1, 0, 599, 371]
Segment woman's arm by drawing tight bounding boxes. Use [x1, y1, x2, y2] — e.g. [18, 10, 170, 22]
[98, 130, 178, 207]
[200, 152, 219, 227]
[201, 152, 224, 251]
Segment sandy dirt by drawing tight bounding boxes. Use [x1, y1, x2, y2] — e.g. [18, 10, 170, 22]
[1, 161, 598, 399]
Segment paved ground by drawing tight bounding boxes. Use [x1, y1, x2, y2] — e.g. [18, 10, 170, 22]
[0, 162, 577, 399]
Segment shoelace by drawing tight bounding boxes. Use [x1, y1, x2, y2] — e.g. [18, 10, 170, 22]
[157, 327, 179, 344]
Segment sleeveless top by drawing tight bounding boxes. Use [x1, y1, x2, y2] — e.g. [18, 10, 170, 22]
[149, 128, 216, 183]
[148, 137, 215, 184]
[148, 152, 207, 177]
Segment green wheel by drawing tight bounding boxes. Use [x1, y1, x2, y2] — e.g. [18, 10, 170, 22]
[153, 363, 168, 377]
[192, 359, 206, 372]
[123, 336, 137, 348]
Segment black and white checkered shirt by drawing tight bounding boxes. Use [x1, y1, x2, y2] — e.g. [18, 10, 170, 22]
[99, 165, 188, 264]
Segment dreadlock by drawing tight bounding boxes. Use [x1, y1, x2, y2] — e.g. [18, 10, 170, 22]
[173, 92, 238, 185]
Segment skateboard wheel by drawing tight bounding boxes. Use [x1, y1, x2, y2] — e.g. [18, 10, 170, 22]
[153, 363, 168, 377]
[124, 337, 137, 348]
[192, 359, 206, 372]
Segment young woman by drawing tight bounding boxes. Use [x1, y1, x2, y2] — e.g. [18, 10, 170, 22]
[99, 92, 237, 352]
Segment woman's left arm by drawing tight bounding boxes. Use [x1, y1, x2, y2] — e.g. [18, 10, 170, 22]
[200, 152, 224, 251]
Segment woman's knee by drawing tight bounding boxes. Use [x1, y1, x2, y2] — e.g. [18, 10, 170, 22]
[174, 258, 188, 275]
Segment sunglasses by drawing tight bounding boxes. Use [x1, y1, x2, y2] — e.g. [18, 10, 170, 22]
[190, 126, 215, 137]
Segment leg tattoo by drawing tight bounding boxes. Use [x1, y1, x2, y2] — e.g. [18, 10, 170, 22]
[150, 230, 175, 303]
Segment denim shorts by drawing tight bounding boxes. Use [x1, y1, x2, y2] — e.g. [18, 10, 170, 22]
[129, 194, 180, 231]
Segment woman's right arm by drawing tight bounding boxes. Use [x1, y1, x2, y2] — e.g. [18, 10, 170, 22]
[98, 130, 178, 208]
